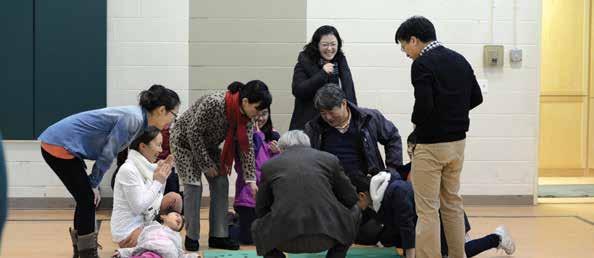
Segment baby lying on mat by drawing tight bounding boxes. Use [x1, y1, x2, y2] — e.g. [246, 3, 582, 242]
[113, 210, 199, 258]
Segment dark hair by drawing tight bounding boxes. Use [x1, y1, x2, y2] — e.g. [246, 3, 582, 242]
[155, 210, 185, 232]
[259, 107, 280, 142]
[395, 16, 437, 44]
[227, 80, 272, 111]
[303, 25, 344, 61]
[110, 150, 129, 189]
[139, 84, 181, 112]
[351, 175, 371, 194]
[130, 126, 161, 151]
[407, 131, 417, 145]
[314, 83, 346, 110]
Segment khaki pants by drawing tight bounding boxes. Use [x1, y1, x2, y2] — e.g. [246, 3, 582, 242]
[411, 140, 466, 258]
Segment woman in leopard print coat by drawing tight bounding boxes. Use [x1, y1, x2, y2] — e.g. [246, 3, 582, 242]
[170, 80, 272, 251]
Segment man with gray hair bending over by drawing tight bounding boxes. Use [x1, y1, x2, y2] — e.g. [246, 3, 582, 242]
[251, 130, 361, 258]
[305, 83, 404, 185]
[304, 84, 407, 248]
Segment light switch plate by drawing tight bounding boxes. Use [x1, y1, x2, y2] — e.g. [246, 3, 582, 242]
[510, 48, 522, 63]
[483, 45, 504, 67]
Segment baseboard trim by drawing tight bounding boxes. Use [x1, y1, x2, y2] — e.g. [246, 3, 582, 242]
[9, 197, 115, 210]
[462, 195, 534, 205]
[10, 195, 532, 209]
[9, 197, 230, 210]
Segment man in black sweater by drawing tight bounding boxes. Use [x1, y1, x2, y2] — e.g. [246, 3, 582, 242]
[395, 16, 483, 258]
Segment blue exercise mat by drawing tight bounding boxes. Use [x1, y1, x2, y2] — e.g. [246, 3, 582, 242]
[538, 184, 594, 197]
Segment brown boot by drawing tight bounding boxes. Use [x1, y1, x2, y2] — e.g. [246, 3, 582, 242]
[77, 232, 100, 258]
[69, 228, 79, 258]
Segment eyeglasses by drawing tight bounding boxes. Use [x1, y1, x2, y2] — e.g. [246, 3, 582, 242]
[170, 111, 178, 120]
[399, 41, 408, 52]
[258, 110, 269, 117]
[319, 42, 338, 48]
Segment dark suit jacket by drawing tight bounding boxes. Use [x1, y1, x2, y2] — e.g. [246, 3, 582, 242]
[252, 146, 358, 255]
[290, 52, 358, 130]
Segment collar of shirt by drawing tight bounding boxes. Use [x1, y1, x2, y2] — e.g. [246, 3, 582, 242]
[335, 108, 352, 134]
[420, 41, 442, 56]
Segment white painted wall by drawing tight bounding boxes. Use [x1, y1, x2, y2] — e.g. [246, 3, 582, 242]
[307, 0, 540, 196]
[107, 0, 190, 111]
[188, 0, 307, 133]
[187, 0, 307, 197]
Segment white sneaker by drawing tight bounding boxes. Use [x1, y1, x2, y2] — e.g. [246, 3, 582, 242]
[494, 225, 516, 255]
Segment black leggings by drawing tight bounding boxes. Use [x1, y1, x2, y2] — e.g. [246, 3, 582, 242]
[464, 234, 500, 257]
[41, 148, 95, 235]
[235, 206, 256, 244]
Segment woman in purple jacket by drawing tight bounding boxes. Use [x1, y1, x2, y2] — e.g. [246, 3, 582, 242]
[233, 107, 280, 245]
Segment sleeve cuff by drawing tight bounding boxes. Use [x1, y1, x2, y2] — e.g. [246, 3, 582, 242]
[150, 181, 164, 193]
[89, 177, 99, 189]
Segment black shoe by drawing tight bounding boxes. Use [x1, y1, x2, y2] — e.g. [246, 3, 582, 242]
[264, 249, 286, 258]
[208, 237, 240, 250]
[185, 236, 200, 251]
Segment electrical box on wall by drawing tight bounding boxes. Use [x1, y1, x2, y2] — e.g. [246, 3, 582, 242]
[483, 45, 504, 67]
[510, 48, 523, 63]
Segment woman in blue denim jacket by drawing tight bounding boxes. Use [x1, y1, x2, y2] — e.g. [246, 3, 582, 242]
[38, 84, 180, 258]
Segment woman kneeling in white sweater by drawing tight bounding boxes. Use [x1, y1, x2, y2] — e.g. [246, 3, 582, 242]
[111, 126, 182, 248]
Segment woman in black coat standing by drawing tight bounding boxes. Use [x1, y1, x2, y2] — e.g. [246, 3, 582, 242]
[290, 25, 357, 130]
